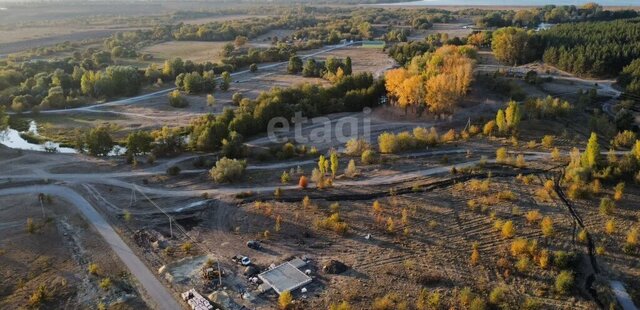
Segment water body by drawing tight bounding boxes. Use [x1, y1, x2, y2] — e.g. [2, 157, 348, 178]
[0, 120, 126, 155]
[0, 121, 76, 153]
[381, 0, 638, 6]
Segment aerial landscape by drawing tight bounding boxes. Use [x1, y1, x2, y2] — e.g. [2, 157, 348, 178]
[1, 0, 640, 309]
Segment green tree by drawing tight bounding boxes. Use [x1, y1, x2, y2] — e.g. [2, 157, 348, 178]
[302, 59, 318, 77]
[344, 56, 353, 75]
[287, 56, 303, 74]
[496, 109, 507, 134]
[249, 63, 258, 73]
[330, 151, 339, 177]
[220, 71, 231, 91]
[505, 101, 521, 131]
[582, 132, 599, 168]
[126, 131, 153, 155]
[84, 126, 114, 156]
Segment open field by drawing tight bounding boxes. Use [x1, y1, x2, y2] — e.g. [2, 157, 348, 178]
[141, 41, 230, 64]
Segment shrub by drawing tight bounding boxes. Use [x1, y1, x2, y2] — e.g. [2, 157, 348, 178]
[538, 249, 550, 268]
[614, 182, 625, 201]
[555, 271, 574, 294]
[279, 290, 293, 310]
[470, 297, 487, 310]
[302, 196, 311, 208]
[596, 246, 606, 255]
[345, 138, 371, 156]
[525, 210, 542, 224]
[210, 157, 246, 183]
[459, 287, 474, 308]
[612, 130, 636, 149]
[441, 129, 457, 142]
[274, 187, 282, 199]
[316, 213, 348, 235]
[496, 147, 508, 164]
[541, 135, 554, 148]
[281, 171, 290, 184]
[627, 228, 638, 247]
[516, 256, 530, 273]
[181, 242, 193, 253]
[483, 120, 496, 136]
[541, 216, 554, 238]
[501, 220, 515, 238]
[88, 263, 99, 275]
[345, 159, 357, 177]
[515, 154, 526, 168]
[489, 286, 507, 305]
[470, 243, 480, 266]
[26, 218, 36, 234]
[577, 229, 588, 244]
[282, 142, 296, 158]
[298, 175, 308, 188]
[413, 126, 439, 146]
[599, 197, 616, 215]
[166, 165, 181, 176]
[168, 90, 188, 108]
[361, 149, 378, 165]
[553, 251, 575, 269]
[29, 285, 48, 306]
[99, 278, 112, 291]
[605, 219, 616, 235]
[551, 147, 561, 161]
[329, 301, 352, 310]
[511, 238, 529, 256]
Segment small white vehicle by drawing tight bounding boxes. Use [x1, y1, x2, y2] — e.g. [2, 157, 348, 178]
[241, 256, 251, 266]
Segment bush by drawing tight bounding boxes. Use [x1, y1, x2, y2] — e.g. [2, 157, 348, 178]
[345, 138, 371, 156]
[516, 256, 530, 273]
[281, 171, 290, 184]
[541, 135, 554, 148]
[345, 159, 357, 177]
[599, 197, 616, 215]
[361, 149, 378, 165]
[525, 210, 542, 224]
[496, 147, 508, 163]
[489, 286, 507, 305]
[605, 219, 616, 235]
[470, 297, 487, 310]
[279, 290, 292, 310]
[541, 216, 554, 238]
[166, 165, 181, 176]
[168, 90, 188, 108]
[316, 213, 348, 235]
[614, 182, 625, 201]
[28, 285, 48, 307]
[210, 157, 246, 183]
[299, 175, 308, 188]
[501, 220, 515, 238]
[555, 271, 574, 294]
[553, 251, 575, 269]
[88, 263, 99, 275]
[99, 278, 112, 291]
[612, 130, 636, 149]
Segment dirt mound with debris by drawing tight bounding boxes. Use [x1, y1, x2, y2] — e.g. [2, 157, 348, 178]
[322, 260, 348, 274]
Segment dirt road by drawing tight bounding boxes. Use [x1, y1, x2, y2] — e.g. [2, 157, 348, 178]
[0, 185, 182, 310]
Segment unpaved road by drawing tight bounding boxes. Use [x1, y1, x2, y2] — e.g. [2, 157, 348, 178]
[0, 185, 182, 310]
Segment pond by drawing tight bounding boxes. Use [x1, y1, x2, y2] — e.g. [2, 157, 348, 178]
[0, 121, 76, 153]
[0, 120, 127, 156]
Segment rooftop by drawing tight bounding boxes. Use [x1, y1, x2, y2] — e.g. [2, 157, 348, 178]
[258, 262, 312, 295]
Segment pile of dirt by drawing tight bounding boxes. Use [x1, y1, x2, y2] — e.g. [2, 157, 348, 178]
[322, 260, 348, 274]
